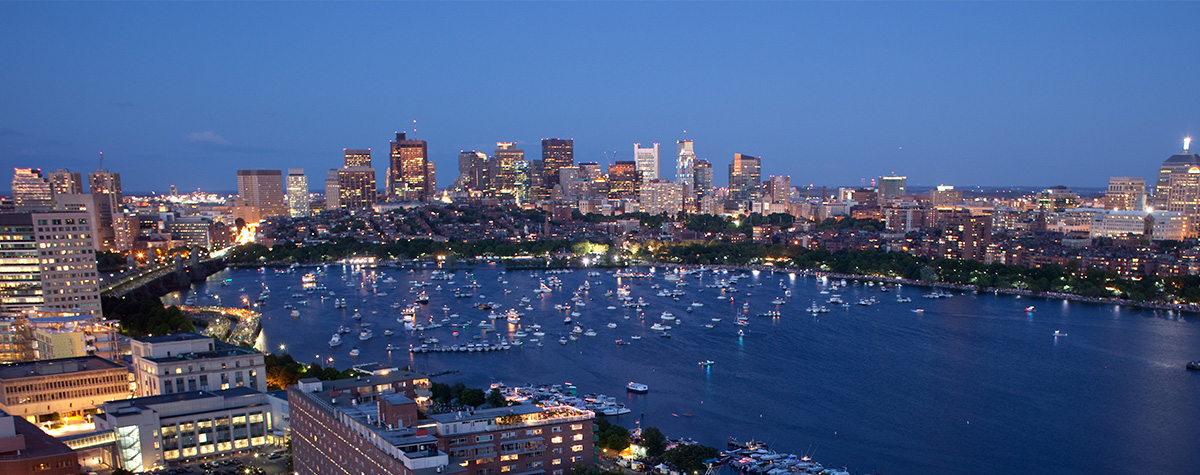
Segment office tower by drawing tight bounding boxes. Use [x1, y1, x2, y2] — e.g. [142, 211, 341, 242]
[694, 159, 713, 200]
[388, 132, 431, 201]
[458, 151, 488, 194]
[579, 162, 603, 181]
[87, 169, 122, 203]
[0, 212, 102, 318]
[490, 142, 525, 200]
[338, 167, 377, 212]
[49, 169, 82, 196]
[766, 175, 791, 204]
[878, 175, 907, 200]
[235, 170, 287, 223]
[634, 142, 661, 184]
[11, 168, 54, 211]
[1105, 177, 1146, 211]
[324, 169, 340, 210]
[607, 161, 641, 199]
[528, 159, 545, 200]
[170, 184, 177, 196]
[1166, 166, 1200, 237]
[541, 138, 574, 200]
[426, 161, 437, 197]
[930, 185, 964, 208]
[1154, 138, 1200, 209]
[677, 140, 695, 188]
[52, 193, 105, 250]
[728, 153, 762, 202]
[343, 148, 372, 168]
[286, 169, 310, 218]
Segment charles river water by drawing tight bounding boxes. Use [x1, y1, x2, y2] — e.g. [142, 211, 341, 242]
[164, 264, 1200, 474]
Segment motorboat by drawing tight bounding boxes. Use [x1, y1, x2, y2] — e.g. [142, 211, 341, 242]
[606, 322, 617, 329]
[626, 382, 649, 393]
[329, 334, 342, 347]
[698, 360, 715, 367]
[290, 309, 300, 317]
[1053, 330, 1067, 337]
[383, 328, 394, 336]
[349, 347, 360, 357]
[359, 329, 373, 341]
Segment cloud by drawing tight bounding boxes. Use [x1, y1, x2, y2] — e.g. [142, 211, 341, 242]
[183, 130, 231, 146]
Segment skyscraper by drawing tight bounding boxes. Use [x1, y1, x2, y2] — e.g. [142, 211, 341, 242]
[1166, 166, 1200, 237]
[607, 161, 641, 200]
[634, 142, 661, 184]
[878, 175, 907, 200]
[324, 169, 340, 210]
[11, 168, 54, 211]
[677, 140, 695, 188]
[49, 169, 83, 196]
[343, 149, 372, 168]
[541, 138, 574, 200]
[0, 212, 102, 318]
[728, 153, 762, 202]
[693, 159, 713, 200]
[458, 151, 488, 194]
[235, 170, 287, 223]
[1105, 177, 1146, 211]
[388, 132, 431, 201]
[766, 175, 792, 204]
[1154, 138, 1200, 209]
[286, 169, 310, 218]
[338, 167, 377, 212]
[87, 169, 122, 203]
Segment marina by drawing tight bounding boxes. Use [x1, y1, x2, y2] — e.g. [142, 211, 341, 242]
[166, 264, 1200, 475]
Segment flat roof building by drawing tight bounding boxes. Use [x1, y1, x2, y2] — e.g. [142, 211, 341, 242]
[131, 333, 265, 397]
[0, 409, 80, 475]
[0, 355, 129, 422]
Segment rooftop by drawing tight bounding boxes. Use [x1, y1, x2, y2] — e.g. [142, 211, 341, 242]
[0, 356, 124, 380]
[0, 410, 76, 460]
[101, 387, 267, 415]
[134, 332, 210, 344]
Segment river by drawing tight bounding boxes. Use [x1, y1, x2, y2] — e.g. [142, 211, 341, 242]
[163, 264, 1200, 475]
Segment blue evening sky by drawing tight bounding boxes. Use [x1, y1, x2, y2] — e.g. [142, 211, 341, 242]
[2, 2, 1198, 194]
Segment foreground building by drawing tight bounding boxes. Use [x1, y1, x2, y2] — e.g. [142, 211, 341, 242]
[96, 387, 288, 472]
[0, 211, 102, 318]
[131, 333, 265, 397]
[0, 356, 129, 422]
[0, 409, 80, 475]
[429, 402, 595, 475]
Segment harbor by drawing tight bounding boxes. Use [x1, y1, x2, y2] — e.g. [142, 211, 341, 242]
[164, 264, 1200, 475]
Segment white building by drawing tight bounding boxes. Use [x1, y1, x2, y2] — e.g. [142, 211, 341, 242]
[638, 180, 683, 215]
[1150, 211, 1188, 241]
[1089, 210, 1148, 238]
[131, 333, 265, 397]
[634, 142, 660, 183]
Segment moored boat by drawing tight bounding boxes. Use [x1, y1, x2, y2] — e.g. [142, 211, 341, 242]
[626, 382, 648, 393]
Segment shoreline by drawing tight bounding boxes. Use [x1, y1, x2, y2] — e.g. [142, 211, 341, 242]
[221, 258, 1200, 315]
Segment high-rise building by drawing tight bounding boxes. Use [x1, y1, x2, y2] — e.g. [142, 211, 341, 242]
[766, 175, 791, 204]
[286, 169, 310, 218]
[490, 142, 526, 200]
[634, 142, 661, 184]
[0, 212, 102, 318]
[343, 148, 372, 168]
[878, 175, 907, 200]
[640, 180, 685, 215]
[930, 185, 963, 208]
[338, 167, 377, 212]
[1165, 165, 1200, 237]
[51, 193, 105, 250]
[234, 170, 287, 223]
[607, 161, 641, 200]
[693, 159, 714, 200]
[388, 132, 432, 201]
[541, 138, 574, 200]
[728, 153, 762, 202]
[48, 169, 82, 196]
[11, 168, 54, 211]
[677, 140, 695, 188]
[1153, 138, 1200, 209]
[87, 169, 122, 203]
[324, 169, 340, 210]
[528, 159, 545, 200]
[1105, 177, 1146, 211]
[458, 151, 489, 194]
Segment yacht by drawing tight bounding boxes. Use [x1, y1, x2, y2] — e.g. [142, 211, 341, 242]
[329, 334, 342, 347]
[1053, 330, 1067, 337]
[349, 347, 360, 357]
[359, 329, 373, 341]
[290, 309, 300, 317]
[626, 382, 649, 394]
[583, 329, 597, 337]
[606, 322, 617, 329]
[698, 360, 715, 367]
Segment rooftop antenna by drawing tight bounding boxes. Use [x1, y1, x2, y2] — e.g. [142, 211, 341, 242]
[412, 119, 418, 137]
[1186, 137, 1192, 153]
[97, 151, 104, 171]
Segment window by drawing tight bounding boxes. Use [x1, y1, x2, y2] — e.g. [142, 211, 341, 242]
[551, 426, 563, 433]
[526, 429, 542, 436]
[571, 434, 584, 441]
[572, 456, 583, 462]
[552, 459, 562, 466]
[551, 436, 562, 444]
[571, 445, 583, 452]
[570, 423, 583, 430]
[476, 434, 493, 443]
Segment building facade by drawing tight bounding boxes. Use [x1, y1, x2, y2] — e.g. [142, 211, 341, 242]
[728, 153, 762, 203]
[0, 410, 80, 475]
[131, 334, 265, 397]
[11, 168, 55, 212]
[633, 142, 660, 184]
[234, 170, 287, 223]
[1104, 176, 1146, 211]
[0, 356, 129, 422]
[286, 169, 310, 218]
[607, 161, 641, 200]
[0, 212, 102, 318]
[49, 169, 83, 197]
[388, 132, 432, 202]
[339, 167, 378, 212]
[540, 139, 574, 201]
[429, 403, 595, 475]
[878, 175, 907, 200]
[344, 149, 373, 168]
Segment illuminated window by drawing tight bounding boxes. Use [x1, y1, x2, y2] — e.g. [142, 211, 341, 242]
[571, 445, 583, 452]
[571, 434, 583, 441]
[551, 436, 562, 444]
[552, 459, 562, 466]
[570, 423, 583, 430]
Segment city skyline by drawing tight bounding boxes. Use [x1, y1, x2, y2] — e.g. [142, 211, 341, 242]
[3, 3, 1200, 193]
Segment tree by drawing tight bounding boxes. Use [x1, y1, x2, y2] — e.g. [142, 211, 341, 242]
[662, 444, 719, 473]
[460, 388, 486, 408]
[431, 382, 452, 404]
[641, 426, 666, 457]
[600, 423, 630, 452]
[486, 388, 506, 408]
